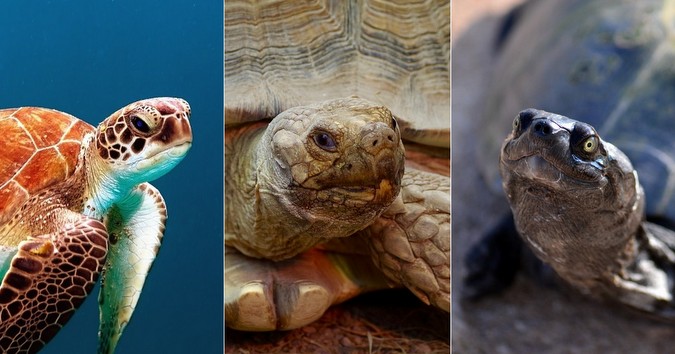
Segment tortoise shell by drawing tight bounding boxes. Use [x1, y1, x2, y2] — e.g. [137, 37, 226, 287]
[0, 108, 92, 227]
[224, 0, 451, 146]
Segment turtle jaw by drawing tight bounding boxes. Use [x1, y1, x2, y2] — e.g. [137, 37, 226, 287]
[132, 140, 191, 182]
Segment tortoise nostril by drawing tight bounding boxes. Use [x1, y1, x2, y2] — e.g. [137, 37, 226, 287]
[533, 121, 553, 136]
[387, 135, 393, 142]
[372, 140, 378, 147]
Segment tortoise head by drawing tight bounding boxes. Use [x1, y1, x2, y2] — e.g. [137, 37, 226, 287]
[95, 97, 192, 183]
[261, 97, 405, 239]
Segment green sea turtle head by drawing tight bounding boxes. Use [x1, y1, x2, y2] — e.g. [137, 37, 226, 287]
[94, 97, 192, 184]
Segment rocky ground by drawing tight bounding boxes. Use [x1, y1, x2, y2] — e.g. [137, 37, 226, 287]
[452, 0, 675, 353]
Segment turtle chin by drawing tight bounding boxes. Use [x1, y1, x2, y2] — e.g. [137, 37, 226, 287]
[130, 142, 191, 182]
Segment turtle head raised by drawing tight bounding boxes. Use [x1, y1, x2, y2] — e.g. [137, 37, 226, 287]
[261, 97, 405, 240]
[94, 97, 192, 184]
[499, 109, 644, 286]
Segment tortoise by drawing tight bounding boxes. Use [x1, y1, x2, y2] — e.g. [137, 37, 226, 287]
[464, 0, 675, 319]
[224, 0, 451, 331]
[0, 97, 192, 353]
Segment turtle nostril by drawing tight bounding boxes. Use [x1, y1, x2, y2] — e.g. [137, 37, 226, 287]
[387, 135, 393, 142]
[543, 125, 552, 135]
[372, 139, 378, 147]
[533, 121, 553, 136]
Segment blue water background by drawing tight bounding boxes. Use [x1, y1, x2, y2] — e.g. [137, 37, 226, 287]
[0, 1, 223, 353]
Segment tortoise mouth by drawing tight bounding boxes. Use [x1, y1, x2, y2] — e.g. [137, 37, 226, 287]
[318, 179, 397, 207]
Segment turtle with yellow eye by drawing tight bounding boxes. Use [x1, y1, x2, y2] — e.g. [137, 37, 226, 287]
[465, 0, 675, 320]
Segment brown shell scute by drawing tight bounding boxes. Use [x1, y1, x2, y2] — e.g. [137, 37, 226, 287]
[0, 108, 93, 220]
[224, 0, 450, 129]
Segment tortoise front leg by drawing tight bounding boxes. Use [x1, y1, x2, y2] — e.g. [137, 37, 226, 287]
[0, 213, 108, 354]
[224, 246, 390, 331]
[363, 168, 451, 311]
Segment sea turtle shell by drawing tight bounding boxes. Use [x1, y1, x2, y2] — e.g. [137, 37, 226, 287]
[0, 107, 92, 233]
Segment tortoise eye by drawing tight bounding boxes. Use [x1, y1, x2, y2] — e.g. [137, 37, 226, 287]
[313, 132, 337, 152]
[582, 136, 598, 153]
[130, 115, 151, 133]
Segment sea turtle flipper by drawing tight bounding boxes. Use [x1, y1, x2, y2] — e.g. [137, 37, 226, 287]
[363, 168, 451, 311]
[98, 183, 166, 354]
[0, 214, 108, 353]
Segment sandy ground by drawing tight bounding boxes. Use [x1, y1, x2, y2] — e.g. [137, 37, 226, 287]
[452, 0, 675, 353]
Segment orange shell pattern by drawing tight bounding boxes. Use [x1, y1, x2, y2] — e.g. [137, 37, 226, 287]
[0, 108, 93, 224]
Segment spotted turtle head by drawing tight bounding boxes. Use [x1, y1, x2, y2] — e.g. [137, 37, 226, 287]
[95, 97, 192, 183]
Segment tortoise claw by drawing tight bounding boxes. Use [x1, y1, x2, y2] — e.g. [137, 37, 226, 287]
[224, 247, 339, 331]
[224, 246, 390, 331]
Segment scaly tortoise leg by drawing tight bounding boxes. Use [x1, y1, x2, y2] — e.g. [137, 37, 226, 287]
[224, 246, 390, 331]
[0, 213, 108, 354]
[363, 168, 451, 311]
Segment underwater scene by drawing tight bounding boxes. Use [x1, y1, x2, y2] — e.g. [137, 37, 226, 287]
[0, 1, 223, 353]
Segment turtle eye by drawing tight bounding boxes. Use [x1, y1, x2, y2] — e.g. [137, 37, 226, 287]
[581, 136, 598, 154]
[313, 132, 337, 152]
[130, 115, 151, 134]
[512, 116, 521, 132]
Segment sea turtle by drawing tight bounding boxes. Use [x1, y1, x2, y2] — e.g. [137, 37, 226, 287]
[463, 0, 675, 318]
[0, 97, 192, 353]
[224, 0, 451, 330]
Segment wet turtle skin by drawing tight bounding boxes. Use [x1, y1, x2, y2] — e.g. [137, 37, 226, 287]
[479, 0, 675, 219]
[465, 0, 675, 312]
